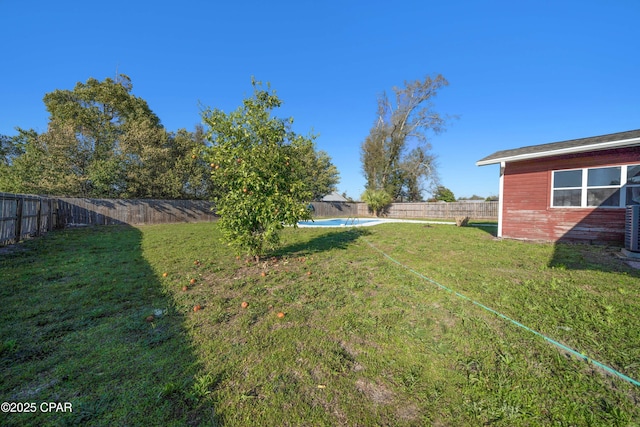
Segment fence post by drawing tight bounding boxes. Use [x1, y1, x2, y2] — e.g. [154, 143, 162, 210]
[15, 196, 23, 243]
[36, 197, 42, 237]
[47, 199, 53, 231]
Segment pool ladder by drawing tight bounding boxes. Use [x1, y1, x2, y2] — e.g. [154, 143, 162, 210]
[346, 216, 360, 226]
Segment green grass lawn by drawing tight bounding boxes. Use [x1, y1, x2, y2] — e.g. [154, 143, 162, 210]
[1, 222, 639, 426]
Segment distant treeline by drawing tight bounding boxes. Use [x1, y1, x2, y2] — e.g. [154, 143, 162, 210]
[0, 75, 339, 200]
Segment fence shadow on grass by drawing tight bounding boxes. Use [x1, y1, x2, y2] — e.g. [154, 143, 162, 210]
[0, 225, 220, 426]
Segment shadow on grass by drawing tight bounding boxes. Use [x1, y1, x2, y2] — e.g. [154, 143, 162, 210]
[548, 242, 640, 276]
[538, 204, 640, 274]
[0, 225, 220, 426]
[469, 222, 498, 237]
[274, 228, 371, 258]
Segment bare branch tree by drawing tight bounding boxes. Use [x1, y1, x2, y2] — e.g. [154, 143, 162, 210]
[361, 74, 449, 201]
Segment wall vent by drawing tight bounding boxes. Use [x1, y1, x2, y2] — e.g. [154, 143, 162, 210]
[625, 205, 640, 252]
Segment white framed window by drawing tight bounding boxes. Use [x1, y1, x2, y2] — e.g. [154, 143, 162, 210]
[627, 164, 640, 205]
[551, 164, 640, 208]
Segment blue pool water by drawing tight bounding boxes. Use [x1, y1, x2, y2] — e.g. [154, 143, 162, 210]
[297, 218, 382, 227]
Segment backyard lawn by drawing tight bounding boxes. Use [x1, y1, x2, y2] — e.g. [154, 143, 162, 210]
[1, 222, 639, 426]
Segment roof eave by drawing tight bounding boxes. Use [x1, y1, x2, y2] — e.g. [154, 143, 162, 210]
[476, 137, 640, 167]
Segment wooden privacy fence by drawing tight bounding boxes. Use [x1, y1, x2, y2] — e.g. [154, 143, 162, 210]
[379, 201, 498, 219]
[56, 198, 216, 226]
[309, 201, 359, 217]
[309, 201, 499, 220]
[1, 193, 497, 247]
[0, 193, 58, 246]
[0, 193, 216, 246]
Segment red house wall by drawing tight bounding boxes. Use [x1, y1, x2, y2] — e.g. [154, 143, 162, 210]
[501, 147, 640, 243]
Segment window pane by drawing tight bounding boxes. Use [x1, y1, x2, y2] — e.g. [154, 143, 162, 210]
[627, 165, 640, 184]
[627, 187, 640, 205]
[553, 189, 581, 206]
[587, 188, 620, 207]
[554, 170, 582, 188]
[587, 167, 620, 186]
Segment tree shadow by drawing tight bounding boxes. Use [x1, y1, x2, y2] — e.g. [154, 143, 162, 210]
[274, 228, 371, 258]
[0, 225, 220, 426]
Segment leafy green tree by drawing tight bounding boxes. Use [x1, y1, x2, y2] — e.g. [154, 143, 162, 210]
[40, 74, 165, 197]
[0, 137, 10, 191]
[0, 128, 49, 194]
[295, 145, 340, 200]
[120, 124, 213, 199]
[1, 75, 214, 199]
[431, 185, 455, 202]
[0, 132, 24, 191]
[361, 75, 448, 201]
[201, 80, 313, 258]
[0, 134, 20, 166]
[165, 126, 214, 200]
[118, 121, 168, 198]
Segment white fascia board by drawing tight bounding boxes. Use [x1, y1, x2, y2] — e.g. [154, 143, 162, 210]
[476, 137, 640, 167]
[497, 161, 504, 238]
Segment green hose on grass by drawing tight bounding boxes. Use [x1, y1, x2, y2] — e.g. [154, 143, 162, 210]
[364, 238, 640, 388]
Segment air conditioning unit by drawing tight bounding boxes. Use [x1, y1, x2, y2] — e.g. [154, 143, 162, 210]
[625, 205, 640, 252]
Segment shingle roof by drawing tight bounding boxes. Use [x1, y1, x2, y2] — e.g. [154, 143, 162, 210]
[476, 129, 640, 166]
[321, 191, 348, 202]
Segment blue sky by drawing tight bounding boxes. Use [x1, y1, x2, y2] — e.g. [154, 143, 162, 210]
[2, 0, 639, 200]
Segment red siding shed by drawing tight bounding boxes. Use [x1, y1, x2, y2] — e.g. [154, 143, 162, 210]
[478, 130, 640, 243]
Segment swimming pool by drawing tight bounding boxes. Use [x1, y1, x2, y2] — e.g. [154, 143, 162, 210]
[296, 218, 497, 230]
[297, 218, 460, 228]
[297, 218, 383, 227]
